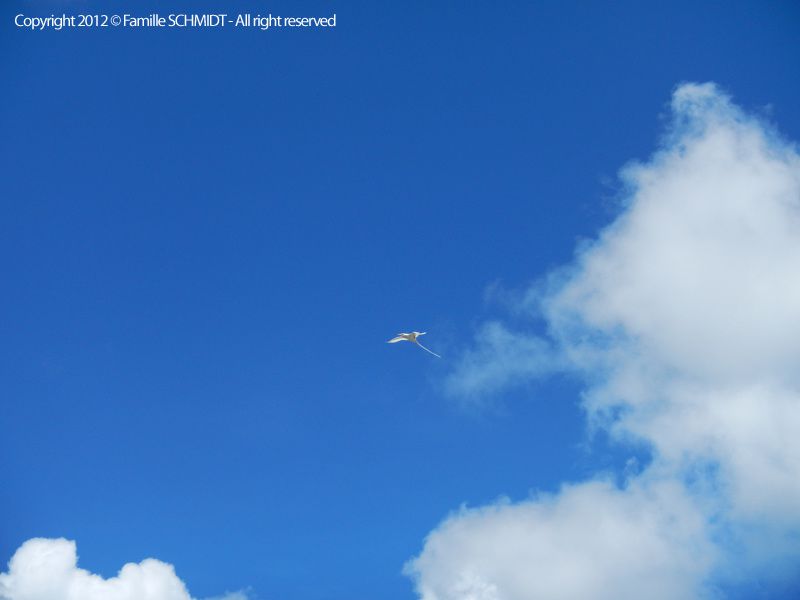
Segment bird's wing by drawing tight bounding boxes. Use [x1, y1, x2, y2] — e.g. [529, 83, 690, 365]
[387, 336, 408, 343]
[416, 341, 441, 358]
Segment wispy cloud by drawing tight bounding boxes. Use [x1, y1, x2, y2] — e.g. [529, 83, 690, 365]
[408, 83, 800, 598]
[204, 592, 251, 600]
[443, 321, 559, 402]
[0, 538, 249, 600]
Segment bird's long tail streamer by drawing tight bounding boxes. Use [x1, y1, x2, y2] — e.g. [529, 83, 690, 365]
[416, 341, 441, 358]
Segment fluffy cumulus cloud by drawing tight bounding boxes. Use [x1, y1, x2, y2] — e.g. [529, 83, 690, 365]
[408, 83, 800, 599]
[0, 538, 247, 600]
[406, 479, 716, 600]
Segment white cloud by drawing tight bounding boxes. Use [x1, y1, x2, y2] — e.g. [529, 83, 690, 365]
[0, 538, 248, 600]
[405, 479, 717, 600]
[413, 83, 800, 598]
[443, 321, 558, 402]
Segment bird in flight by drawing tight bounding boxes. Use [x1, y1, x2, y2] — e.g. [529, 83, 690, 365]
[387, 331, 441, 358]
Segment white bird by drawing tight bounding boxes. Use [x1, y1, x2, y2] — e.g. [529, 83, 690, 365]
[387, 331, 441, 358]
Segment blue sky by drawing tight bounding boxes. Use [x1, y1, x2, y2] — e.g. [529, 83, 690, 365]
[2, 2, 800, 599]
